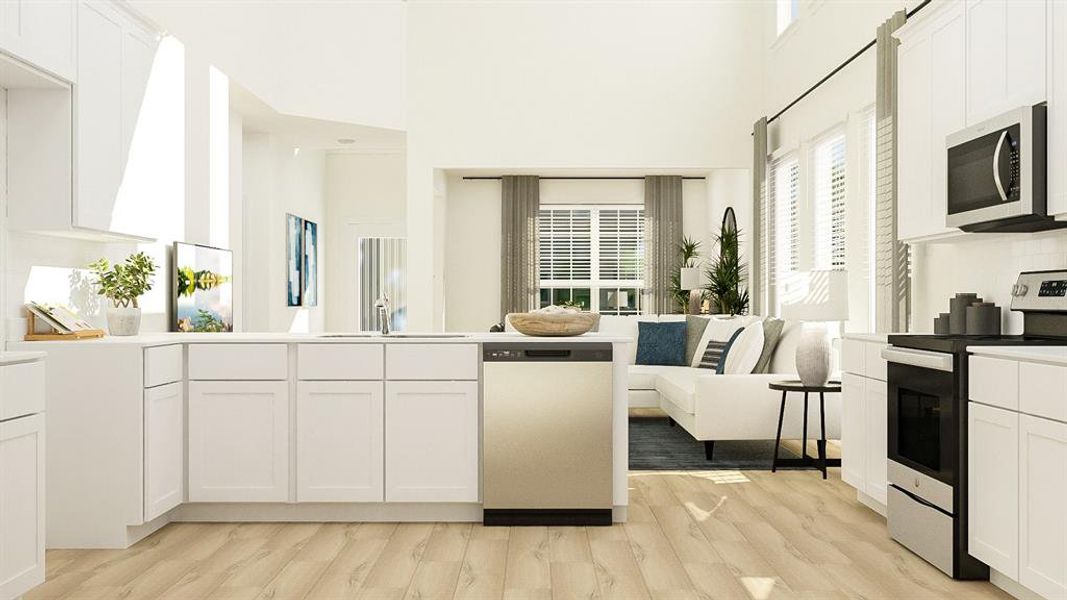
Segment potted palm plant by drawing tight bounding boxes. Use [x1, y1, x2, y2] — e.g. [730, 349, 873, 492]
[705, 224, 749, 315]
[669, 236, 703, 313]
[89, 252, 158, 336]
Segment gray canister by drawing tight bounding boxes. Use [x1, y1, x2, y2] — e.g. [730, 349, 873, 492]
[949, 293, 980, 334]
[966, 303, 1001, 335]
[934, 313, 951, 335]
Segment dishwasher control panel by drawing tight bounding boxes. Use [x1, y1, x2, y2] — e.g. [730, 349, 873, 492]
[482, 342, 613, 362]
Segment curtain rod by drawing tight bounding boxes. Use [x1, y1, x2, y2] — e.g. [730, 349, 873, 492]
[766, 0, 931, 126]
[461, 176, 706, 181]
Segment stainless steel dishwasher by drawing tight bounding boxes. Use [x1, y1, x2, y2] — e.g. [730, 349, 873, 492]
[482, 342, 613, 526]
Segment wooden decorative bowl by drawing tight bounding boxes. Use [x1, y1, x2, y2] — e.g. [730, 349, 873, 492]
[507, 312, 600, 337]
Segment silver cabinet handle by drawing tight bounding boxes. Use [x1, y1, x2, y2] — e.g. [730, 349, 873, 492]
[881, 347, 954, 372]
[993, 130, 1009, 202]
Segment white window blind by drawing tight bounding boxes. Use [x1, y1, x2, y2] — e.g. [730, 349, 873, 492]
[814, 133, 847, 271]
[538, 208, 591, 281]
[770, 156, 800, 280]
[597, 208, 644, 281]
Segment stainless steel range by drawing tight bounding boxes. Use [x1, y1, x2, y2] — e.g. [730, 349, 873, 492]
[883, 269, 1067, 579]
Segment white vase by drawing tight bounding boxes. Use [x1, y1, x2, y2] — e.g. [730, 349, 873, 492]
[795, 322, 831, 387]
[107, 306, 142, 336]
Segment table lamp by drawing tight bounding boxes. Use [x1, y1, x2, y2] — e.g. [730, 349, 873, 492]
[680, 267, 703, 315]
[780, 270, 849, 386]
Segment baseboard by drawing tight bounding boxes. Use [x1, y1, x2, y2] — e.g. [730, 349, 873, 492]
[990, 570, 1046, 600]
[856, 490, 887, 517]
[174, 502, 483, 522]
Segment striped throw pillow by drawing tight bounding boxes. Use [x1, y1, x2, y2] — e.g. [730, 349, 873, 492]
[697, 340, 729, 370]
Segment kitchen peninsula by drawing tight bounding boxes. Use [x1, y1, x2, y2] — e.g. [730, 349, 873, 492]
[7, 333, 629, 549]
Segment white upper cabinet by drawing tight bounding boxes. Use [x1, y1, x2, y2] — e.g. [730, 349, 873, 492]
[1049, 0, 1067, 219]
[0, 0, 76, 81]
[965, 0, 1047, 124]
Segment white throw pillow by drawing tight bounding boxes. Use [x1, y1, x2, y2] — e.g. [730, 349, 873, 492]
[722, 320, 765, 374]
[690, 316, 748, 368]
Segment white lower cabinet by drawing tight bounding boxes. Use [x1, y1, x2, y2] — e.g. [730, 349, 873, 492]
[1018, 414, 1067, 598]
[968, 402, 1020, 578]
[297, 381, 384, 502]
[841, 340, 889, 509]
[188, 381, 289, 502]
[864, 380, 888, 505]
[841, 373, 866, 488]
[385, 381, 479, 503]
[0, 414, 45, 600]
[143, 382, 184, 521]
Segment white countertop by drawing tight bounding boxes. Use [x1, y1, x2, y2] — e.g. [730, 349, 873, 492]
[842, 333, 890, 344]
[8, 331, 632, 348]
[968, 345, 1067, 366]
[0, 351, 46, 364]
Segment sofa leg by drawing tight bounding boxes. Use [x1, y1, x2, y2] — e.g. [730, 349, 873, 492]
[667, 417, 676, 427]
[704, 441, 715, 461]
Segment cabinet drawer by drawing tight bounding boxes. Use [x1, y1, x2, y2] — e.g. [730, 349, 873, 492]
[1019, 362, 1067, 423]
[841, 339, 865, 375]
[969, 356, 1019, 410]
[865, 342, 887, 381]
[188, 344, 288, 380]
[0, 361, 45, 421]
[298, 344, 384, 380]
[386, 344, 479, 380]
[144, 344, 183, 388]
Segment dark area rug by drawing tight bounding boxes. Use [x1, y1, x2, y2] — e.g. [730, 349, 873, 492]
[629, 417, 801, 471]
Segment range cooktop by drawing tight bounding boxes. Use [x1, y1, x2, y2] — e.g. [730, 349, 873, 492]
[888, 333, 1067, 355]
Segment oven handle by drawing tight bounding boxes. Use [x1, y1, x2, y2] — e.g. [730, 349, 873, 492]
[881, 347, 954, 372]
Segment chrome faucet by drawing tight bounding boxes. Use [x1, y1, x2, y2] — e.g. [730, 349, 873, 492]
[374, 293, 390, 335]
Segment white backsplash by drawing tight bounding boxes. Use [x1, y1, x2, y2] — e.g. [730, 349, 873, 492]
[912, 229, 1067, 334]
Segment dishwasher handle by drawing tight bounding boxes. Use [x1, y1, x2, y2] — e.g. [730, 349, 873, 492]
[483, 342, 613, 362]
[524, 349, 571, 358]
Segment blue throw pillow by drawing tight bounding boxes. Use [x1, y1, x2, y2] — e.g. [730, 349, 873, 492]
[636, 321, 687, 366]
[715, 327, 745, 375]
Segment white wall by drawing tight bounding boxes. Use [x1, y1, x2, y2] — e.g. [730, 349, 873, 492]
[324, 151, 406, 333]
[241, 133, 327, 333]
[406, 1, 766, 330]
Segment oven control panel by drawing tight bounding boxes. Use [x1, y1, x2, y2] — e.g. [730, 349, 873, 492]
[1010, 270, 1067, 311]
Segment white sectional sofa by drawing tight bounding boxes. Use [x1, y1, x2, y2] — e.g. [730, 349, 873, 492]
[599, 314, 842, 459]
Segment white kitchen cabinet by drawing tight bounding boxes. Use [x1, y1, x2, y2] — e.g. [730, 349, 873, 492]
[840, 338, 888, 511]
[1049, 0, 1067, 219]
[385, 381, 479, 503]
[143, 382, 183, 521]
[1018, 414, 1067, 598]
[965, 0, 1047, 125]
[296, 381, 384, 502]
[0, 414, 45, 600]
[0, 0, 76, 81]
[188, 381, 289, 502]
[864, 380, 888, 506]
[968, 401, 1020, 577]
[841, 373, 866, 489]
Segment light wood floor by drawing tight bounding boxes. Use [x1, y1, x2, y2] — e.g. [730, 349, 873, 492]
[28, 468, 1010, 600]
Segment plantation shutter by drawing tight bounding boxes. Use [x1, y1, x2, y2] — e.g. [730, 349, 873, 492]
[598, 208, 645, 282]
[767, 155, 800, 314]
[814, 133, 847, 271]
[538, 208, 592, 282]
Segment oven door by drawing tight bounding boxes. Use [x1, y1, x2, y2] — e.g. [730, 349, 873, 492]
[885, 349, 958, 489]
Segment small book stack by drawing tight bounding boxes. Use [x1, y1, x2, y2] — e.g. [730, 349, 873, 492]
[24, 302, 105, 341]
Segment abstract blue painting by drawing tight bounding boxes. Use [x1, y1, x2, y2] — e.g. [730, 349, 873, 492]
[286, 214, 303, 307]
[302, 219, 318, 306]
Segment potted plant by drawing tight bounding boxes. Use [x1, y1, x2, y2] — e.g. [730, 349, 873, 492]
[705, 224, 749, 315]
[669, 236, 703, 313]
[88, 252, 158, 336]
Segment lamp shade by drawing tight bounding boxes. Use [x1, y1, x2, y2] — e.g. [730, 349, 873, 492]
[680, 267, 702, 291]
[779, 270, 849, 321]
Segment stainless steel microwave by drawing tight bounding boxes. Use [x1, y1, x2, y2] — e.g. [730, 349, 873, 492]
[945, 104, 1062, 232]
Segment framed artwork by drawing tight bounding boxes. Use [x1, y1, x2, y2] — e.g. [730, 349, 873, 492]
[173, 242, 234, 332]
[286, 213, 303, 307]
[302, 219, 318, 306]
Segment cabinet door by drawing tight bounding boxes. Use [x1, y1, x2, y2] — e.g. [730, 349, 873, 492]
[1019, 415, 1067, 598]
[966, 0, 1047, 124]
[144, 382, 183, 521]
[1049, 0, 1067, 218]
[864, 380, 888, 506]
[297, 381, 384, 502]
[75, 0, 123, 232]
[385, 381, 479, 503]
[0, 414, 45, 600]
[929, 3, 966, 235]
[968, 402, 1019, 577]
[0, 0, 76, 81]
[188, 381, 289, 502]
[841, 373, 866, 490]
[897, 34, 932, 242]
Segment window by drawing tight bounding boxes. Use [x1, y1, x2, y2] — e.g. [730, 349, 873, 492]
[813, 132, 847, 270]
[777, 0, 799, 35]
[763, 154, 800, 315]
[357, 237, 406, 332]
[538, 206, 644, 315]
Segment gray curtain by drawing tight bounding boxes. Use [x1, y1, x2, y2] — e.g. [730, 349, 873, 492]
[751, 117, 768, 316]
[644, 176, 683, 315]
[874, 10, 910, 333]
[500, 175, 540, 320]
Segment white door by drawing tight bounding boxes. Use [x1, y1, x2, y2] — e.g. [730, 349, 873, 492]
[296, 381, 384, 502]
[864, 380, 888, 506]
[75, 0, 123, 232]
[144, 382, 183, 521]
[1019, 414, 1067, 598]
[0, 414, 45, 600]
[965, 0, 1047, 123]
[188, 381, 289, 502]
[841, 373, 866, 490]
[385, 381, 479, 503]
[968, 402, 1020, 577]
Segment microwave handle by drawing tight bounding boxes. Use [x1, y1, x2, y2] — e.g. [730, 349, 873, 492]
[993, 130, 1009, 202]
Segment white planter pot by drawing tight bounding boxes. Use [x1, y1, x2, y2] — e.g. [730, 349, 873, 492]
[107, 306, 142, 336]
[795, 322, 831, 387]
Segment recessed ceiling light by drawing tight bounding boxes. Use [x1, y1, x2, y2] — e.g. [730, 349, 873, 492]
[337, 138, 356, 144]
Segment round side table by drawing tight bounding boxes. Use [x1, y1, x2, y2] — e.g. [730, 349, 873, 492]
[768, 380, 842, 479]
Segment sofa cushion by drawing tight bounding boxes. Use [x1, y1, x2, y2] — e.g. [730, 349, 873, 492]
[684, 315, 711, 365]
[722, 320, 765, 374]
[628, 365, 662, 390]
[636, 322, 687, 366]
[754, 317, 785, 373]
[768, 320, 802, 374]
[599, 315, 657, 363]
[691, 316, 748, 367]
[654, 367, 702, 414]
